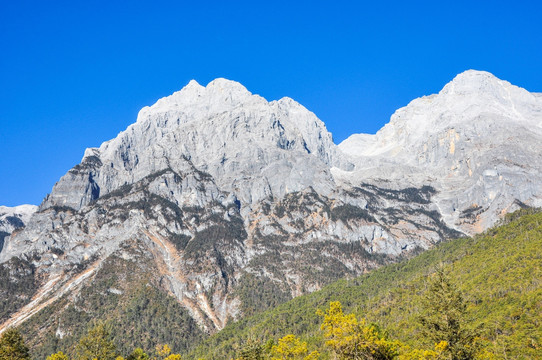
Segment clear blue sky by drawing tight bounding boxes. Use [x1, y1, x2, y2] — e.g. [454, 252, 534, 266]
[1, 0, 541, 206]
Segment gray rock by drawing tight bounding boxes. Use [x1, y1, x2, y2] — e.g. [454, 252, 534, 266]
[0, 205, 37, 252]
[337, 70, 542, 233]
[1, 70, 541, 334]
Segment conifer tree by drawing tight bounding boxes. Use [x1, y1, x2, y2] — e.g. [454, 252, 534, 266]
[237, 339, 265, 360]
[76, 322, 118, 360]
[419, 268, 479, 360]
[0, 328, 31, 360]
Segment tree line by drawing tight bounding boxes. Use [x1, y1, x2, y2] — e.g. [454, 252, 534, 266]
[0, 268, 497, 360]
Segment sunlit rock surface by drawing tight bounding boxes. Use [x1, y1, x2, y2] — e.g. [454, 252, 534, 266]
[1, 70, 541, 335]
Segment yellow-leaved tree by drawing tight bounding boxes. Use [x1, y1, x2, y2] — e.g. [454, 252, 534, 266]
[155, 344, 182, 360]
[125, 347, 149, 360]
[397, 341, 449, 360]
[318, 301, 399, 360]
[270, 334, 320, 360]
[46, 351, 70, 360]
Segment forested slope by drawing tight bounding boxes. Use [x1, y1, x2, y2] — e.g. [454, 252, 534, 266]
[190, 209, 542, 359]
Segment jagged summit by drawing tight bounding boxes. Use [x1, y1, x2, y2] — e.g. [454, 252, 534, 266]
[0, 205, 37, 234]
[437, 70, 539, 119]
[339, 70, 541, 157]
[40, 71, 542, 228]
[337, 70, 542, 232]
[137, 78, 256, 120]
[448, 69, 499, 85]
[437, 69, 521, 97]
[1, 71, 542, 346]
[45, 77, 338, 212]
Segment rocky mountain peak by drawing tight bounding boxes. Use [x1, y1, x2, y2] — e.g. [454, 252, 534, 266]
[440, 69, 537, 102]
[0, 205, 37, 233]
[2, 71, 542, 345]
[339, 71, 541, 158]
[444, 69, 500, 91]
[42, 78, 339, 212]
[0, 205, 37, 252]
[137, 78, 257, 122]
[336, 70, 542, 234]
[436, 69, 540, 124]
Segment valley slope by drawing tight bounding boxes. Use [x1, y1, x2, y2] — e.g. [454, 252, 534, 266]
[0, 70, 541, 357]
[190, 209, 542, 359]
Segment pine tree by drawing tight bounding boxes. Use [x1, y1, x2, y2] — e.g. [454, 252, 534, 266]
[0, 328, 31, 360]
[237, 339, 265, 360]
[76, 323, 118, 360]
[419, 268, 479, 360]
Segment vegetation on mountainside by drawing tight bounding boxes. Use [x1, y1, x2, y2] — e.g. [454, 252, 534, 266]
[4, 209, 540, 359]
[206, 275, 495, 359]
[235, 272, 292, 318]
[30, 323, 182, 360]
[0, 257, 39, 323]
[73, 323, 118, 360]
[19, 244, 204, 360]
[189, 208, 542, 359]
[2, 291, 493, 359]
[0, 328, 31, 360]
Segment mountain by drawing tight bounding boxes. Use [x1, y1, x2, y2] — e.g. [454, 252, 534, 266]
[0, 205, 37, 252]
[40, 78, 339, 213]
[0, 70, 541, 357]
[337, 70, 542, 233]
[189, 209, 542, 360]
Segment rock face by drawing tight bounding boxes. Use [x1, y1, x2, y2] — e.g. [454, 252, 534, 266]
[0, 71, 541, 351]
[0, 205, 37, 233]
[338, 70, 542, 233]
[40, 79, 340, 214]
[0, 205, 37, 252]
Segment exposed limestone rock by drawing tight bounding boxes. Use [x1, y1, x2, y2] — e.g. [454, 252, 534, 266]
[0, 205, 37, 234]
[337, 70, 542, 233]
[1, 70, 541, 339]
[0, 205, 37, 252]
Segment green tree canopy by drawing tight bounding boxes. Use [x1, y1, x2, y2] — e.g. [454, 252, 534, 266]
[237, 339, 265, 360]
[0, 328, 31, 360]
[419, 268, 479, 360]
[76, 322, 118, 360]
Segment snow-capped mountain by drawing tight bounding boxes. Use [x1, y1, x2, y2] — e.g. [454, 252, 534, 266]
[0, 205, 37, 251]
[337, 70, 542, 232]
[0, 205, 37, 233]
[0, 70, 540, 355]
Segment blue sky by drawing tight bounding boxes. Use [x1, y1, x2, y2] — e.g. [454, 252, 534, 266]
[1, 0, 541, 206]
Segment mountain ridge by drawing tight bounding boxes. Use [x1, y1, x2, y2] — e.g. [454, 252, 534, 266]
[1, 70, 541, 356]
[188, 208, 542, 360]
